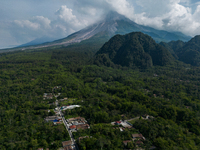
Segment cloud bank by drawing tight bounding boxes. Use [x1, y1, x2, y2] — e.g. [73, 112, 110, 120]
[0, 0, 200, 48]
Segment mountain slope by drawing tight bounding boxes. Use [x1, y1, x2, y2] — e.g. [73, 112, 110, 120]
[176, 35, 200, 66]
[17, 36, 56, 48]
[0, 11, 191, 52]
[94, 32, 175, 69]
[159, 40, 185, 59]
[46, 11, 190, 47]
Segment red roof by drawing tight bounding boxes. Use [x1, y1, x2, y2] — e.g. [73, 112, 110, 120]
[136, 141, 143, 145]
[116, 121, 121, 124]
[69, 125, 76, 129]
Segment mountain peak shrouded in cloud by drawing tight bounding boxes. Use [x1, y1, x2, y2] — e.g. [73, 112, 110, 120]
[0, 0, 200, 49]
[104, 11, 128, 21]
[10, 11, 191, 51]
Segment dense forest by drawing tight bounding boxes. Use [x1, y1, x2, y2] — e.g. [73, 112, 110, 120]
[1, 34, 200, 149]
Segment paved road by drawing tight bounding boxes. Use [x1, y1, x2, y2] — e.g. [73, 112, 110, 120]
[58, 104, 79, 150]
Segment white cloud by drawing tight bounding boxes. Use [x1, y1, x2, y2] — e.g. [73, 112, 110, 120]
[7, 5, 89, 47]
[14, 20, 40, 30]
[55, 6, 78, 24]
[54, 5, 88, 29]
[32, 16, 51, 29]
[105, 0, 134, 18]
[1, 0, 200, 48]
[131, 0, 200, 36]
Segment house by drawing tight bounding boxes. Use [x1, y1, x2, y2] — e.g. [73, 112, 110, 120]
[76, 124, 90, 130]
[64, 145, 74, 150]
[150, 146, 157, 149]
[55, 93, 61, 98]
[62, 140, 72, 148]
[115, 121, 121, 125]
[132, 134, 145, 140]
[69, 125, 76, 131]
[68, 117, 85, 122]
[37, 148, 49, 150]
[66, 105, 80, 110]
[45, 116, 61, 122]
[43, 93, 53, 100]
[53, 119, 59, 122]
[135, 140, 143, 146]
[54, 122, 62, 125]
[123, 140, 132, 146]
[72, 121, 78, 125]
[67, 117, 86, 124]
[119, 127, 124, 132]
[78, 136, 89, 143]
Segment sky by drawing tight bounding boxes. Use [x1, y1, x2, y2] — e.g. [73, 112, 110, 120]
[0, 0, 200, 49]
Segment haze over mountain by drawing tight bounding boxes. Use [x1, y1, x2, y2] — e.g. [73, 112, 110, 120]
[17, 36, 57, 48]
[1, 11, 191, 52]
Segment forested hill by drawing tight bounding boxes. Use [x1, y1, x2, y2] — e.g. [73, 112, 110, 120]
[0, 47, 200, 149]
[94, 32, 175, 69]
[161, 35, 200, 66]
[176, 35, 200, 66]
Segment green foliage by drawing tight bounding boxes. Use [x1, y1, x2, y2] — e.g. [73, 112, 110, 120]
[0, 43, 200, 149]
[163, 35, 200, 66]
[94, 32, 175, 69]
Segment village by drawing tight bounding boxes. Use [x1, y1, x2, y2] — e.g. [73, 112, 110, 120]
[38, 86, 156, 150]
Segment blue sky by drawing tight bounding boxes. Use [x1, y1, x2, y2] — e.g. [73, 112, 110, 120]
[0, 0, 200, 49]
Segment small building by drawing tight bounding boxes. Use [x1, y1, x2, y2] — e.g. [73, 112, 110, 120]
[72, 121, 79, 125]
[119, 127, 124, 132]
[43, 93, 53, 100]
[68, 117, 86, 122]
[54, 122, 62, 125]
[123, 140, 132, 146]
[69, 125, 76, 131]
[135, 140, 143, 146]
[115, 121, 121, 125]
[45, 116, 61, 122]
[78, 136, 89, 143]
[53, 119, 59, 122]
[76, 124, 90, 130]
[150, 146, 157, 149]
[64, 145, 73, 150]
[62, 140, 72, 148]
[132, 134, 145, 140]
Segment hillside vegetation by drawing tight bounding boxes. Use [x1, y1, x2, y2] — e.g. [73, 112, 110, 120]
[161, 35, 200, 67]
[94, 32, 175, 69]
[0, 42, 200, 149]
